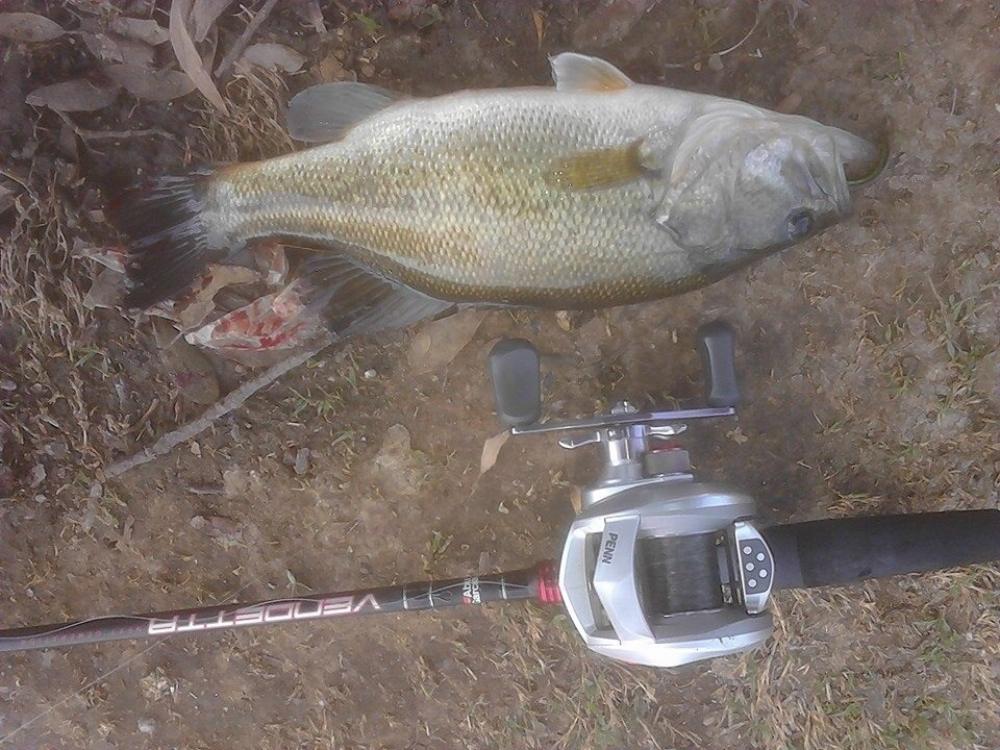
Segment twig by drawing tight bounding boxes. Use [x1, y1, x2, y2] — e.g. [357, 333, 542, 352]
[662, 3, 761, 70]
[104, 337, 332, 478]
[55, 111, 179, 144]
[214, 0, 281, 82]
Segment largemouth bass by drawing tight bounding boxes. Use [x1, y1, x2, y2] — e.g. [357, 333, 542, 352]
[122, 53, 879, 337]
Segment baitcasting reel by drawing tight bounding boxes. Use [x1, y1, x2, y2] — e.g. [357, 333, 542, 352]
[489, 321, 772, 667]
[1, 321, 998, 668]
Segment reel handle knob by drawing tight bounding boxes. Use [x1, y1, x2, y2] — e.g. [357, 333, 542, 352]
[489, 339, 542, 428]
[696, 320, 740, 408]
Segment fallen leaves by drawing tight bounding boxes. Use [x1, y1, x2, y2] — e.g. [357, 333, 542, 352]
[407, 310, 487, 374]
[169, 0, 228, 114]
[108, 16, 170, 47]
[531, 9, 546, 48]
[83, 267, 126, 311]
[292, 0, 327, 34]
[26, 80, 117, 112]
[191, 0, 232, 42]
[0, 12, 65, 42]
[165, 263, 261, 331]
[238, 43, 306, 74]
[103, 63, 196, 103]
[479, 430, 510, 475]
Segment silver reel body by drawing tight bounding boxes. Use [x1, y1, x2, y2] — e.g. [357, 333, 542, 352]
[556, 419, 774, 668]
[490, 322, 776, 668]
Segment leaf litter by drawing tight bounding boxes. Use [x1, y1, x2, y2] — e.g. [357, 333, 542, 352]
[169, 0, 228, 113]
[0, 12, 66, 43]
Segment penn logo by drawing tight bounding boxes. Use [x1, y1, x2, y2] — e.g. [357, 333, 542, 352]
[600, 532, 620, 564]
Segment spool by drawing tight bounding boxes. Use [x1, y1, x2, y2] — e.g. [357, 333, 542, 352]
[638, 534, 723, 616]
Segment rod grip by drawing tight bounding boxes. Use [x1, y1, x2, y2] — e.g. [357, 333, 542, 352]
[763, 510, 1000, 590]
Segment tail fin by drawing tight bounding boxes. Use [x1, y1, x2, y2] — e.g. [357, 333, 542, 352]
[115, 170, 220, 308]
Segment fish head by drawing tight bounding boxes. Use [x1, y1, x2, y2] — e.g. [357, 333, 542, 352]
[656, 113, 880, 270]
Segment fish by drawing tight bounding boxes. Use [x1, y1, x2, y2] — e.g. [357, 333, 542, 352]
[119, 53, 881, 339]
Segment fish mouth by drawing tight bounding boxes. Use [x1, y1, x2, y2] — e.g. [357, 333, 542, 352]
[846, 136, 890, 187]
[830, 127, 888, 187]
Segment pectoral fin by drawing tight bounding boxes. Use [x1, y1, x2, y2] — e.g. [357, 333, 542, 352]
[547, 140, 646, 190]
[549, 53, 633, 93]
[286, 82, 401, 143]
[298, 253, 454, 337]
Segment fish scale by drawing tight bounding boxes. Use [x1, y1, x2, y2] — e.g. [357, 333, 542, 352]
[212, 90, 680, 306]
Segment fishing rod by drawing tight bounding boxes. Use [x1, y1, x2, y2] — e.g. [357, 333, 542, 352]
[2, 322, 998, 666]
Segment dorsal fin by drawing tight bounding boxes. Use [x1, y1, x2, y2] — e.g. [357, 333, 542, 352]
[549, 53, 633, 93]
[285, 82, 400, 143]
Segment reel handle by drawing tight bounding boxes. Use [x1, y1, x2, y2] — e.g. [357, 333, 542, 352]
[763, 509, 1000, 590]
[696, 320, 740, 408]
[488, 338, 541, 428]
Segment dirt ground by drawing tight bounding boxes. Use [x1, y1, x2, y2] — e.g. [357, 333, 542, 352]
[1, 1, 999, 748]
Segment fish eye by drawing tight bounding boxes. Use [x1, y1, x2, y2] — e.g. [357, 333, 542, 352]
[786, 209, 815, 240]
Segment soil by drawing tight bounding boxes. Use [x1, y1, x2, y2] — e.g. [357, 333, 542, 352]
[0, 2, 998, 749]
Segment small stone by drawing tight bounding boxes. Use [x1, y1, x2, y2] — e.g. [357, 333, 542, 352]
[223, 468, 251, 498]
[293, 448, 310, 476]
[707, 53, 724, 72]
[478, 551, 492, 571]
[33, 494, 47, 504]
[0, 379, 16, 392]
[360, 62, 375, 78]
[29, 464, 46, 488]
[137, 719, 155, 735]
[189, 441, 202, 458]
[45, 441, 68, 459]
[89, 481, 103, 499]
[363, 368, 377, 380]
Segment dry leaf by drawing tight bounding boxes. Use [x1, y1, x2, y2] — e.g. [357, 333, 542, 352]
[26, 79, 117, 112]
[407, 310, 487, 374]
[84, 267, 126, 311]
[292, 0, 326, 33]
[117, 37, 158, 67]
[109, 17, 170, 46]
[252, 241, 289, 287]
[103, 63, 196, 102]
[73, 241, 127, 273]
[82, 31, 156, 67]
[172, 264, 261, 330]
[80, 31, 124, 63]
[191, 0, 232, 42]
[0, 183, 16, 216]
[0, 12, 66, 42]
[238, 43, 306, 74]
[317, 53, 354, 82]
[479, 430, 510, 475]
[531, 9, 546, 48]
[169, 0, 228, 113]
[569, 485, 582, 514]
[152, 319, 221, 405]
